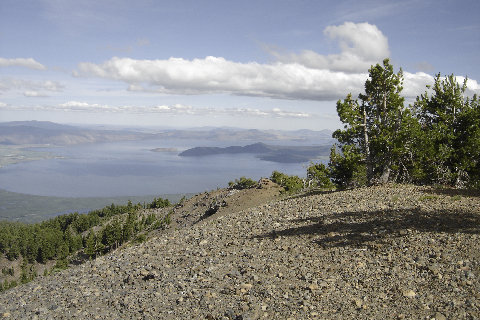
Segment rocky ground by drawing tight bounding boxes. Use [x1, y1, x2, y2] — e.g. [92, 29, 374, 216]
[1, 182, 479, 319]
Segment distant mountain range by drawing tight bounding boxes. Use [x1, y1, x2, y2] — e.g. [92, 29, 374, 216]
[179, 142, 332, 163]
[0, 121, 148, 145]
[0, 121, 334, 146]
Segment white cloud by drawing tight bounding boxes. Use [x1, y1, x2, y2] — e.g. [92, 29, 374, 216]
[0, 58, 46, 70]
[270, 22, 389, 73]
[73, 22, 393, 101]
[402, 72, 435, 99]
[24, 91, 49, 97]
[8, 101, 313, 119]
[73, 21, 478, 103]
[454, 76, 480, 96]
[402, 73, 480, 99]
[76, 56, 369, 101]
[0, 78, 64, 94]
[0, 102, 7, 107]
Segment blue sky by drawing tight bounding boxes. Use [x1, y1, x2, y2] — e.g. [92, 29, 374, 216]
[0, 0, 479, 130]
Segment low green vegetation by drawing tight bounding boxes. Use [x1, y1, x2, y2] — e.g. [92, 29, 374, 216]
[147, 197, 171, 209]
[0, 197, 173, 292]
[228, 177, 258, 190]
[419, 195, 439, 201]
[270, 171, 304, 194]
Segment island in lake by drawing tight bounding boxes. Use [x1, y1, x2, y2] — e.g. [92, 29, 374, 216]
[178, 142, 331, 163]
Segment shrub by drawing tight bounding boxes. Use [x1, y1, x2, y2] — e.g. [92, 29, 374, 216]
[306, 163, 334, 189]
[228, 177, 257, 190]
[147, 197, 171, 209]
[270, 171, 303, 194]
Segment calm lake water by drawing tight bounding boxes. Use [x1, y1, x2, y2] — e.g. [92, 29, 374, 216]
[0, 139, 322, 197]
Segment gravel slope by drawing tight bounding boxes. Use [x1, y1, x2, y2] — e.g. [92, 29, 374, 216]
[1, 184, 479, 319]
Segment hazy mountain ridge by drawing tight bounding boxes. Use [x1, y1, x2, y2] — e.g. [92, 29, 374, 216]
[0, 121, 334, 146]
[0, 121, 148, 145]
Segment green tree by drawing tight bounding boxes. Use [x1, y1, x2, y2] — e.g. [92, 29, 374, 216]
[332, 58, 416, 186]
[122, 211, 137, 242]
[306, 163, 334, 189]
[101, 217, 123, 250]
[84, 231, 96, 259]
[270, 171, 303, 194]
[228, 177, 258, 190]
[147, 197, 171, 209]
[413, 74, 480, 187]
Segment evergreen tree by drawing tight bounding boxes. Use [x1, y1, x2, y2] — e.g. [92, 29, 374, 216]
[84, 231, 96, 259]
[306, 163, 334, 189]
[122, 211, 137, 242]
[413, 74, 480, 187]
[332, 58, 418, 186]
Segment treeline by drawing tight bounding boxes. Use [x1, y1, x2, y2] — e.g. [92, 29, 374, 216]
[327, 59, 479, 189]
[0, 197, 172, 291]
[265, 60, 479, 193]
[278, 59, 479, 191]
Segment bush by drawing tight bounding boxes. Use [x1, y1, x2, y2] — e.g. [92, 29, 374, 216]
[270, 171, 303, 194]
[328, 145, 367, 189]
[228, 177, 257, 190]
[147, 197, 171, 209]
[306, 163, 334, 189]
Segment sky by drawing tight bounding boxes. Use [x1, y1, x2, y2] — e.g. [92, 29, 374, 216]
[0, 0, 479, 130]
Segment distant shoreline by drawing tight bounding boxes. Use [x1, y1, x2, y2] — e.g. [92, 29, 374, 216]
[150, 147, 179, 153]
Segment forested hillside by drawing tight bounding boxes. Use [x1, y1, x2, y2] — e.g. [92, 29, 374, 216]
[0, 198, 172, 291]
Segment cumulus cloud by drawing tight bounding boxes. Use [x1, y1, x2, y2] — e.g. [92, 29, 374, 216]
[74, 21, 478, 102]
[270, 22, 389, 73]
[454, 76, 480, 96]
[72, 22, 394, 101]
[402, 73, 480, 99]
[76, 56, 369, 101]
[73, 22, 392, 101]
[0, 58, 46, 70]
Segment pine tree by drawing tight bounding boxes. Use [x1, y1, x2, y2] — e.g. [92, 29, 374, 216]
[332, 58, 417, 186]
[413, 74, 480, 187]
[84, 231, 96, 259]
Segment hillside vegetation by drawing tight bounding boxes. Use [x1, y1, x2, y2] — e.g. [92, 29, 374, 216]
[0, 198, 173, 291]
[0, 182, 478, 319]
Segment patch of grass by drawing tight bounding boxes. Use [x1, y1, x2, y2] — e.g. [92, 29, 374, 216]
[419, 194, 439, 201]
[391, 195, 400, 202]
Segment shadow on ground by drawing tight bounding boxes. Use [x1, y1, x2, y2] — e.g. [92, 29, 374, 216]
[255, 207, 480, 248]
[424, 187, 480, 198]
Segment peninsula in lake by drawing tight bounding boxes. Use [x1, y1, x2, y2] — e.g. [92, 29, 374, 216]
[178, 142, 331, 163]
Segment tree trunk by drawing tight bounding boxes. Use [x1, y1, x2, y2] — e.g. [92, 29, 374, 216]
[378, 158, 392, 184]
[363, 106, 374, 185]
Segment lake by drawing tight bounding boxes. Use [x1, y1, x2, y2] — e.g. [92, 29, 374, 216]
[0, 138, 324, 198]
